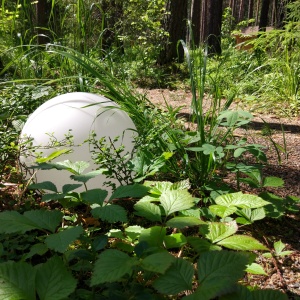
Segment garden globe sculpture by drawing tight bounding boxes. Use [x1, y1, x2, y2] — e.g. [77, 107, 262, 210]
[20, 92, 136, 193]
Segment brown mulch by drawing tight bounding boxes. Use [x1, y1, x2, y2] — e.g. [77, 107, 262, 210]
[141, 88, 300, 299]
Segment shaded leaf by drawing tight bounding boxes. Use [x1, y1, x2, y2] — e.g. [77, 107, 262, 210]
[187, 237, 222, 253]
[0, 261, 36, 300]
[92, 204, 128, 223]
[45, 226, 84, 253]
[24, 210, 63, 233]
[109, 184, 150, 201]
[153, 258, 194, 295]
[81, 189, 108, 206]
[36, 256, 77, 300]
[139, 226, 166, 248]
[70, 170, 103, 183]
[91, 250, 137, 285]
[28, 181, 58, 193]
[141, 252, 175, 273]
[166, 216, 205, 229]
[134, 201, 162, 222]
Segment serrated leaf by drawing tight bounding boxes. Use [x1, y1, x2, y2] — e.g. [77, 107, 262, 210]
[55, 160, 89, 174]
[201, 221, 238, 243]
[23, 243, 49, 260]
[164, 233, 187, 249]
[125, 226, 144, 242]
[197, 250, 248, 294]
[160, 190, 194, 216]
[81, 189, 108, 206]
[109, 184, 150, 201]
[0, 261, 36, 300]
[0, 211, 40, 234]
[36, 256, 77, 300]
[134, 201, 162, 222]
[92, 235, 108, 252]
[215, 192, 270, 209]
[209, 205, 237, 218]
[217, 235, 268, 251]
[24, 210, 63, 233]
[187, 237, 222, 253]
[139, 226, 166, 248]
[91, 250, 137, 285]
[274, 240, 293, 256]
[28, 181, 58, 192]
[141, 252, 175, 273]
[92, 204, 128, 223]
[70, 170, 103, 183]
[45, 226, 84, 253]
[153, 258, 194, 295]
[166, 216, 205, 229]
[62, 184, 82, 193]
[143, 181, 173, 195]
[263, 176, 284, 188]
[246, 263, 267, 275]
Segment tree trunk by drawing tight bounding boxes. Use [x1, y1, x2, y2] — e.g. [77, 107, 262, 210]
[158, 0, 188, 64]
[259, 0, 271, 30]
[191, 0, 201, 46]
[36, 0, 52, 44]
[207, 0, 223, 55]
[248, 0, 254, 20]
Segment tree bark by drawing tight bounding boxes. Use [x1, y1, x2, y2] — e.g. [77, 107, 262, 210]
[191, 0, 201, 46]
[158, 0, 188, 64]
[259, 0, 271, 30]
[36, 0, 52, 44]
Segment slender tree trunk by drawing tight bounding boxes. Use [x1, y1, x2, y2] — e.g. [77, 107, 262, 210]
[248, 0, 254, 20]
[158, 0, 188, 64]
[191, 0, 201, 46]
[207, 0, 223, 55]
[36, 0, 52, 44]
[259, 0, 271, 30]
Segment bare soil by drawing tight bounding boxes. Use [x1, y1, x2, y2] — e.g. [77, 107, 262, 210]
[141, 88, 300, 299]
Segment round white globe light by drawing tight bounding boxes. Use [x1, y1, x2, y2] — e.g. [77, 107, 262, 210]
[20, 92, 136, 192]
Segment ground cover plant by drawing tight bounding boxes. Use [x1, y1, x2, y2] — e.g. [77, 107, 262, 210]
[0, 1, 300, 299]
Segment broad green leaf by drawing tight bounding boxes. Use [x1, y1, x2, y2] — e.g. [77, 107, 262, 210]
[55, 160, 89, 175]
[36, 149, 71, 163]
[236, 207, 265, 224]
[197, 250, 248, 293]
[45, 226, 84, 253]
[0, 211, 40, 234]
[246, 263, 267, 275]
[171, 179, 191, 190]
[92, 204, 128, 223]
[160, 190, 194, 216]
[109, 184, 150, 201]
[41, 193, 67, 202]
[62, 184, 82, 193]
[23, 243, 49, 260]
[70, 170, 103, 183]
[263, 176, 284, 188]
[153, 258, 194, 295]
[274, 240, 293, 256]
[28, 181, 58, 192]
[92, 235, 108, 252]
[164, 233, 187, 248]
[125, 226, 144, 242]
[217, 235, 268, 251]
[0, 261, 36, 300]
[187, 237, 222, 253]
[141, 252, 175, 273]
[166, 216, 205, 229]
[215, 192, 270, 209]
[209, 205, 237, 218]
[201, 221, 238, 243]
[91, 250, 137, 285]
[81, 189, 108, 206]
[36, 256, 77, 300]
[24, 210, 63, 233]
[144, 180, 173, 195]
[139, 226, 166, 248]
[134, 201, 162, 222]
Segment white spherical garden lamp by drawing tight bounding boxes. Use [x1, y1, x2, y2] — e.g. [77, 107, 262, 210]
[20, 92, 136, 192]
